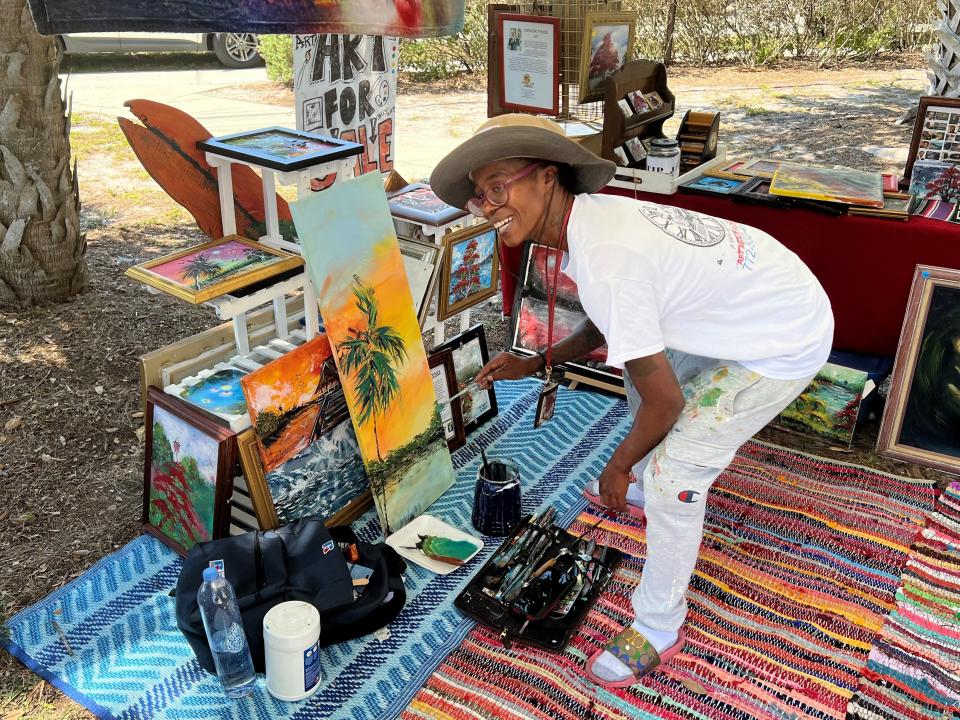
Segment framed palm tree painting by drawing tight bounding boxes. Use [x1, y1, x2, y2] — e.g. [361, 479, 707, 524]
[124, 235, 303, 304]
[291, 172, 456, 536]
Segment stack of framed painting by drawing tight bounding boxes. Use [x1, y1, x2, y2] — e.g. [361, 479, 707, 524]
[292, 172, 457, 536]
[877, 265, 960, 474]
[510, 242, 624, 395]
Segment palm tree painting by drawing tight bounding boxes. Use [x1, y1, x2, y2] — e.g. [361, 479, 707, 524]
[182, 252, 219, 290]
[291, 171, 456, 535]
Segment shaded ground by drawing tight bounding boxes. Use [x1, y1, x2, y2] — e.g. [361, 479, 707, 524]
[0, 56, 949, 718]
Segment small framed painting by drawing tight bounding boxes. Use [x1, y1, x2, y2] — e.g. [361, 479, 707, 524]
[578, 11, 636, 104]
[679, 174, 748, 196]
[236, 422, 371, 531]
[626, 90, 649, 114]
[437, 222, 500, 322]
[125, 235, 303, 305]
[198, 126, 362, 172]
[877, 265, 960, 474]
[435, 324, 499, 434]
[617, 98, 634, 117]
[399, 238, 445, 328]
[429, 349, 467, 452]
[166, 362, 250, 431]
[143, 388, 236, 556]
[623, 136, 648, 164]
[387, 183, 469, 227]
[643, 91, 665, 111]
[739, 158, 781, 178]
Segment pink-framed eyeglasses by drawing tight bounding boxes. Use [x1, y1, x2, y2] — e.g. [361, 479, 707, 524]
[466, 163, 541, 217]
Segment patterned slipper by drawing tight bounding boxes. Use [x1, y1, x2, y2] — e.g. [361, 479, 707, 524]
[582, 475, 645, 519]
[585, 627, 686, 689]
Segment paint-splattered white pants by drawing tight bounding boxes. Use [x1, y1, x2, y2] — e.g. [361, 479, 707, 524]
[624, 351, 815, 632]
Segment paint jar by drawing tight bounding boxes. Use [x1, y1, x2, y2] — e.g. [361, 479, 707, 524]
[645, 138, 681, 176]
[263, 601, 322, 702]
[472, 459, 522, 536]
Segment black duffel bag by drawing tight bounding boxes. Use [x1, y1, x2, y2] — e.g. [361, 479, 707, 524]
[175, 517, 407, 674]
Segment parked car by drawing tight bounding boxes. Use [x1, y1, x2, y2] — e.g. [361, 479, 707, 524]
[59, 32, 261, 68]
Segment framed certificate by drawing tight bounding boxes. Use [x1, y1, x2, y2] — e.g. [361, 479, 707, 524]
[498, 13, 560, 115]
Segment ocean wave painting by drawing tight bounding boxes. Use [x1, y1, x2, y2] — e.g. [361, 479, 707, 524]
[266, 418, 368, 525]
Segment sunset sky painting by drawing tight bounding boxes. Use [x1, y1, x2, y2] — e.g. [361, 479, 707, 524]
[291, 172, 455, 534]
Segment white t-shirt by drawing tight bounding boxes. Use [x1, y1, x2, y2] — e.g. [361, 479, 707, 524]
[560, 194, 834, 380]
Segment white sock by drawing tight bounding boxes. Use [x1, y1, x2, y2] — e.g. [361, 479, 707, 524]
[590, 621, 678, 682]
[584, 480, 645, 508]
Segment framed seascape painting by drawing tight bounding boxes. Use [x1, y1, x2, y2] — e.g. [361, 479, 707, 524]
[578, 11, 636, 104]
[435, 324, 499, 434]
[437, 222, 500, 322]
[240, 334, 349, 473]
[387, 183, 469, 227]
[399, 238, 445, 328]
[125, 235, 303, 305]
[777, 363, 871, 446]
[142, 388, 236, 556]
[428, 349, 467, 452]
[291, 171, 456, 536]
[236, 421, 371, 531]
[510, 242, 622, 388]
[877, 265, 960, 474]
[198, 126, 363, 172]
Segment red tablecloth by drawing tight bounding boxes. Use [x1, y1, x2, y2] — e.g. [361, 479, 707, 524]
[499, 188, 960, 357]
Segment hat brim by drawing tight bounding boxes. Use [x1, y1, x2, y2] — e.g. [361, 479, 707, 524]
[429, 126, 617, 209]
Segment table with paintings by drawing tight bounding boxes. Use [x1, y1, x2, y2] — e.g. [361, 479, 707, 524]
[499, 186, 960, 358]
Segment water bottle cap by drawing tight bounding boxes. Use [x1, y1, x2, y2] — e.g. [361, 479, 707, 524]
[202, 567, 219, 582]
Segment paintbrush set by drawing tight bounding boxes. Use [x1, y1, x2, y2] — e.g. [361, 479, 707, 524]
[454, 510, 622, 651]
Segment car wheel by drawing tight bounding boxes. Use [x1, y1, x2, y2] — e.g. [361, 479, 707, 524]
[212, 33, 261, 68]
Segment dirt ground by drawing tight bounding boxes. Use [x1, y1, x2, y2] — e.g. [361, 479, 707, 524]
[0, 56, 949, 718]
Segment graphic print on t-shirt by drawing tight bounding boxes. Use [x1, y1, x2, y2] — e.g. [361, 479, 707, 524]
[638, 205, 726, 247]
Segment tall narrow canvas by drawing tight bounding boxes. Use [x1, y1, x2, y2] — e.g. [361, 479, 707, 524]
[291, 172, 456, 535]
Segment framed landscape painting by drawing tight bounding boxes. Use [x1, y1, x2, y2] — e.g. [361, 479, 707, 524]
[435, 324, 499, 434]
[438, 222, 499, 321]
[777, 363, 871, 445]
[387, 183, 469, 227]
[198, 126, 362, 172]
[166, 362, 251, 431]
[142, 388, 236, 556]
[292, 171, 456, 535]
[877, 265, 960, 473]
[125, 235, 303, 305]
[578, 11, 636, 103]
[236, 423, 370, 530]
[240, 334, 349, 473]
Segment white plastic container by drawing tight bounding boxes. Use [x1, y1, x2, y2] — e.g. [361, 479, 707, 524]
[263, 601, 322, 702]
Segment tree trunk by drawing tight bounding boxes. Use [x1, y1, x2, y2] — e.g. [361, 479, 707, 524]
[662, 0, 679, 66]
[0, 0, 85, 308]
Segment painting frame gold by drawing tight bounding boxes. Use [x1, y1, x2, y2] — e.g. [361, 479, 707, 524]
[125, 234, 303, 305]
[437, 222, 499, 322]
[577, 11, 636, 105]
[236, 428, 372, 530]
[877, 265, 960, 474]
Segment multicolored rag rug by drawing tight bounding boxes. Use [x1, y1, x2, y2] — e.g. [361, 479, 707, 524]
[0, 380, 632, 720]
[847, 481, 960, 720]
[403, 441, 937, 720]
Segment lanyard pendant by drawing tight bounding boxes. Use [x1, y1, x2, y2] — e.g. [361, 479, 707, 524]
[534, 377, 560, 429]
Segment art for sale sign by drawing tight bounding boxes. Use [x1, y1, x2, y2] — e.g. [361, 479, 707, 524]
[294, 34, 396, 187]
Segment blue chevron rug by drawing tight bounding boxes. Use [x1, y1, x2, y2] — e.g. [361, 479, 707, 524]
[2, 379, 631, 720]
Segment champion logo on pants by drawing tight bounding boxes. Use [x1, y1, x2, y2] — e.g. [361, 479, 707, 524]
[677, 490, 701, 503]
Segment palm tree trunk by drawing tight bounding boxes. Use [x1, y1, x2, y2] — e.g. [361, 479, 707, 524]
[0, 0, 86, 308]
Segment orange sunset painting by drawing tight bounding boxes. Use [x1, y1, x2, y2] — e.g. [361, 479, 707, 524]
[240, 335, 347, 473]
[291, 172, 455, 534]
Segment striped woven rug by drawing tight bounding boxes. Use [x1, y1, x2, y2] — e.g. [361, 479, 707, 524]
[847, 481, 960, 720]
[403, 441, 936, 720]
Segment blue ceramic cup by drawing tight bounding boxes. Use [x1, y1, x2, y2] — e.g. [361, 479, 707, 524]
[472, 459, 522, 536]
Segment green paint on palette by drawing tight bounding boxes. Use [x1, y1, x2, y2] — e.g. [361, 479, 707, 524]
[699, 388, 724, 407]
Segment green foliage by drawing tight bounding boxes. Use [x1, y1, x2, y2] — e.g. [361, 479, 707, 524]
[366, 407, 445, 482]
[399, 0, 489, 79]
[260, 34, 294, 87]
[152, 421, 173, 466]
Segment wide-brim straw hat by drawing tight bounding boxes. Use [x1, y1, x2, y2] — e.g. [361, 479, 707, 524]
[429, 114, 617, 209]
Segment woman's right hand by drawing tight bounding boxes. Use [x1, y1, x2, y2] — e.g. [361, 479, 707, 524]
[475, 352, 541, 388]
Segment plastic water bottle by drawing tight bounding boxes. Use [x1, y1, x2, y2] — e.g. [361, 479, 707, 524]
[198, 567, 257, 698]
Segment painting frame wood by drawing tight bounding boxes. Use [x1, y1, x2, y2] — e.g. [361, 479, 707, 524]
[142, 387, 236, 556]
[125, 234, 303, 305]
[437, 222, 499, 322]
[577, 11, 637, 105]
[877, 265, 960, 474]
[434, 323, 499, 434]
[198, 126, 362, 172]
[428, 349, 467, 452]
[387, 182, 469, 227]
[236, 428, 372, 530]
[497, 12, 561, 115]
